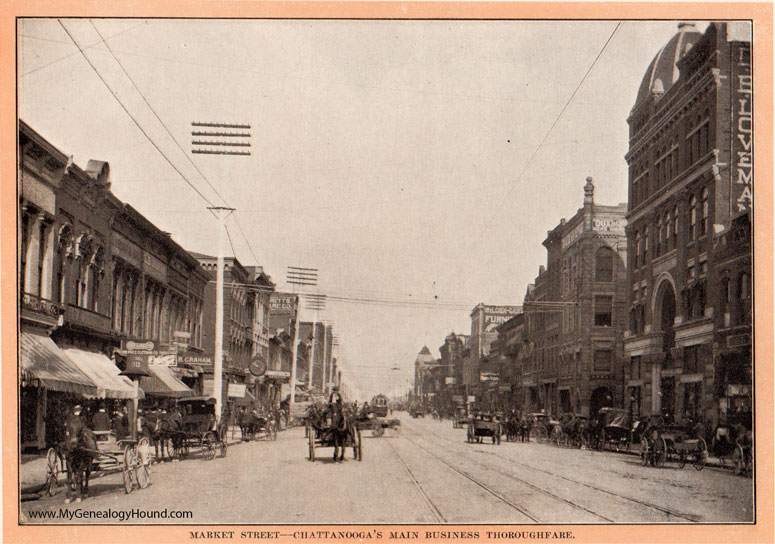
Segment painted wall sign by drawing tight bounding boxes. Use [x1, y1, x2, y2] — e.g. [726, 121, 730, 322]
[731, 41, 752, 212]
[112, 232, 144, 269]
[270, 292, 298, 312]
[562, 221, 585, 249]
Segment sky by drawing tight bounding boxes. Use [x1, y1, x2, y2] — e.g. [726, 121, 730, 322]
[18, 18, 707, 400]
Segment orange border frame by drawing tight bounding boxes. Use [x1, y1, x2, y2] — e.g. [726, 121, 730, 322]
[1, 3, 772, 544]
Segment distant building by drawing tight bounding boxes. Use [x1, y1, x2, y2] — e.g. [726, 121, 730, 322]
[413, 346, 435, 402]
[622, 22, 753, 428]
[521, 178, 628, 418]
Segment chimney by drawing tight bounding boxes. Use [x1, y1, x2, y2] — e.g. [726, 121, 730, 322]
[539, 265, 546, 275]
[584, 176, 595, 230]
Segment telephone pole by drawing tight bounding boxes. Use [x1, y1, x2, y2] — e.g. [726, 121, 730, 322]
[207, 206, 235, 423]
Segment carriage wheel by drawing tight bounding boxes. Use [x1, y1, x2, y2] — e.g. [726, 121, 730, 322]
[203, 432, 217, 460]
[654, 437, 667, 468]
[640, 438, 650, 466]
[693, 438, 707, 471]
[136, 463, 150, 489]
[308, 428, 315, 462]
[123, 448, 136, 494]
[355, 429, 363, 461]
[45, 448, 59, 496]
[136, 437, 152, 469]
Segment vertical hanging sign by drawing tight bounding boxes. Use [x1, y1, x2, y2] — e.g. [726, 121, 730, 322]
[731, 40, 752, 212]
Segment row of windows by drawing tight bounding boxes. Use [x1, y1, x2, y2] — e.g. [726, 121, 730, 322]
[629, 109, 712, 208]
[631, 187, 710, 270]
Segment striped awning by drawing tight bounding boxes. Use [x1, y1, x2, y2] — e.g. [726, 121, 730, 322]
[19, 332, 98, 395]
[63, 348, 144, 399]
[140, 365, 193, 398]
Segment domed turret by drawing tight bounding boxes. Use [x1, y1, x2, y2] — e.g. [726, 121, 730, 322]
[633, 23, 703, 109]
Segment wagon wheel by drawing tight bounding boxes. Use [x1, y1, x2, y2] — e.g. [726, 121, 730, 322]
[308, 426, 315, 461]
[203, 432, 217, 460]
[466, 424, 474, 443]
[44, 448, 59, 496]
[135, 462, 150, 489]
[136, 437, 152, 469]
[654, 437, 667, 468]
[693, 438, 707, 471]
[640, 438, 650, 466]
[372, 422, 384, 438]
[123, 447, 135, 494]
[355, 428, 363, 461]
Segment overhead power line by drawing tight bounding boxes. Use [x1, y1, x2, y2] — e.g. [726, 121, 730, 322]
[58, 20, 217, 208]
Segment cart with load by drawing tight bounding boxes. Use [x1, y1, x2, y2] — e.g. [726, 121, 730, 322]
[640, 423, 707, 470]
[467, 412, 502, 445]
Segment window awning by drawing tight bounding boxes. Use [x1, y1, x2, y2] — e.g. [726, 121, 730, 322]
[63, 348, 144, 399]
[231, 389, 256, 406]
[19, 332, 98, 396]
[140, 365, 194, 398]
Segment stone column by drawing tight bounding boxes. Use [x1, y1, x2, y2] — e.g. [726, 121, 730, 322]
[24, 213, 44, 296]
[40, 219, 55, 300]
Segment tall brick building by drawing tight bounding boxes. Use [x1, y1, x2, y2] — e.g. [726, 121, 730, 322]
[622, 22, 753, 428]
[521, 178, 628, 417]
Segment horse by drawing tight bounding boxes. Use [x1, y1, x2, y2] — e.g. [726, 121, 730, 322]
[148, 411, 182, 462]
[61, 424, 97, 503]
[330, 402, 349, 462]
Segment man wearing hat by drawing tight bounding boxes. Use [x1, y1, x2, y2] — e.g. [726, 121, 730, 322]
[64, 404, 86, 445]
[92, 404, 111, 432]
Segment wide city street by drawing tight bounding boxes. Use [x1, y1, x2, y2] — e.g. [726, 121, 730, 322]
[21, 414, 754, 525]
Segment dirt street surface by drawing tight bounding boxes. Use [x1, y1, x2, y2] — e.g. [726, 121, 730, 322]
[20, 413, 753, 524]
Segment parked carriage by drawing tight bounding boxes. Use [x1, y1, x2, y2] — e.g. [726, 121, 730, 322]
[466, 412, 502, 445]
[553, 413, 587, 448]
[527, 412, 555, 443]
[45, 431, 151, 496]
[640, 423, 707, 470]
[175, 397, 228, 460]
[240, 410, 277, 442]
[597, 408, 633, 452]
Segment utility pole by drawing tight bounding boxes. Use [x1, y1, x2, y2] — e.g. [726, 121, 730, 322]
[321, 323, 329, 395]
[208, 206, 235, 423]
[287, 266, 318, 418]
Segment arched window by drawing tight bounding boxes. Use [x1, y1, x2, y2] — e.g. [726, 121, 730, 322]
[690, 195, 697, 241]
[701, 187, 709, 235]
[595, 247, 614, 282]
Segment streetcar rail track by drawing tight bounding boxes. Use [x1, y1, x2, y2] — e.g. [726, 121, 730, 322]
[385, 439, 447, 523]
[395, 434, 540, 522]
[402, 433, 611, 523]
[417, 423, 702, 523]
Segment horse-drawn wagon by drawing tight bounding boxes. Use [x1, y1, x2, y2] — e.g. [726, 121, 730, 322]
[466, 412, 502, 445]
[46, 429, 151, 499]
[239, 410, 277, 441]
[175, 397, 228, 460]
[640, 422, 707, 470]
[306, 396, 362, 462]
[597, 408, 633, 452]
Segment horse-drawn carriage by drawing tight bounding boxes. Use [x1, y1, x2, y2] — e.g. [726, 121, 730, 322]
[306, 396, 363, 462]
[711, 412, 753, 475]
[174, 397, 228, 460]
[597, 408, 633, 452]
[527, 412, 555, 443]
[466, 412, 502, 445]
[46, 428, 151, 499]
[640, 421, 707, 470]
[239, 409, 277, 442]
[551, 413, 587, 448]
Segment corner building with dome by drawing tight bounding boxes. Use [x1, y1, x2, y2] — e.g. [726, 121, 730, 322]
[623, 22, 753, 431]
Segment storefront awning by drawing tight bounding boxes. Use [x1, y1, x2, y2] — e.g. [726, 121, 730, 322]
[140, 365, 194, 398]
[19, 332, 98, 395]
[63, 348, 144, 399]
[171, 365, 199, 378]
[231, 389, 256, 406]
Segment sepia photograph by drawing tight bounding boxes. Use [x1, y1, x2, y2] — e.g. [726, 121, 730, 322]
[5, 5, 769, 541]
